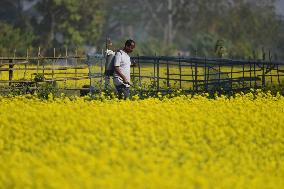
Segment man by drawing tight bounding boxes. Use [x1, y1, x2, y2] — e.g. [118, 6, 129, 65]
[113, 39, 135, 99]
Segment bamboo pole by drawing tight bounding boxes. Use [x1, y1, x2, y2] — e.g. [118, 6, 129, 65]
[24, 48, 28, 79]
[75, 49, 78, 88]
[156, 54, 160, 91]
[203, 57, 207, 91]
[166, 60, 170, 88]
[53, 48, 55, 82]
[138, 54, 141, 87]
[8, 50, 15, 86]
[178, 53, 182, 89]
[37, 47, 40, 75]
[65, 47, 68, 88]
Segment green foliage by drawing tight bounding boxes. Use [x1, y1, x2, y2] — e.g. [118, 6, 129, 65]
[0, 0, 283, 58]
[36, 81, 58, 100]
[106, 0, 282, 58]
[134, 38, 177, 56]
[32, 73, 58, 99]
[10, 81, 35, 96]
[33, 73, 45, 82]
[189, 33, 220, 57]
[80, 85, 90, 96]
[0, 22, 34, 55]
[33, 0, 106, 48]
[219, 1, 280, 58]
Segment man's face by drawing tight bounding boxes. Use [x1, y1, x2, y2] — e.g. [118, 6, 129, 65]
[125, 42, 135, 54]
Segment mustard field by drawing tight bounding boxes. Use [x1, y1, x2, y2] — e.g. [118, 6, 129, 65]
[0, 92, 284, 189]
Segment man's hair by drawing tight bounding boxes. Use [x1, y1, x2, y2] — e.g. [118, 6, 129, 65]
[125, 39, 135, 47]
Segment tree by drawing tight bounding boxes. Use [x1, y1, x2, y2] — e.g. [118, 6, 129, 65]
[32, 0, 106, 49]
[0, 22, 33, 55]
[0, 0, 35, 55]
[1, 0, 283, 58]
[0, 0, 35, 31]
[219, 0, 280, 58]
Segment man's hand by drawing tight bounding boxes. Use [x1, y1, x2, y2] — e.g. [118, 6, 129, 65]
[130, 60, 137, 67]
[123, 80, 131, 85]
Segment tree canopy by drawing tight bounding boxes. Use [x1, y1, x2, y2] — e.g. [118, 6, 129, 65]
[0, 0, 283, 58]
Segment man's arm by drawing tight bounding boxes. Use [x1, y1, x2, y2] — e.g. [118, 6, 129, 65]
[114, 66, 130, 85]
[130, 59, 137, 67]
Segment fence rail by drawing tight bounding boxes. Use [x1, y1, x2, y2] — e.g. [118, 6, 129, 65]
[129, 55, 284, 93]
[1, 50, 284, 94]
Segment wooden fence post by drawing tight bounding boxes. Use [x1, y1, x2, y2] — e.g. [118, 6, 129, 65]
[53, 48, 55, 81]
[262, 50, 266, 88]
[178, 53, 182, 89]
[65, 47, 68, 88]
[194, 62, 198, 91]
[24, 48, 28, 79]
[8, 59, 13, 86]
[75, 49, 78, 88]
[156, 54, 160, 91]
[138, 54, 141, 87]
[37, 47, 41, 76]
[204, 57, 207, 91]
[166, 60, 170, 88]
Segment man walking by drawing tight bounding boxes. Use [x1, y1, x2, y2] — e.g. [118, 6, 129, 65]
[113, 39, 135, 99]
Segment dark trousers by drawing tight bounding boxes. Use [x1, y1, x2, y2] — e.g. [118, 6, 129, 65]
[115, 85, 130, 99]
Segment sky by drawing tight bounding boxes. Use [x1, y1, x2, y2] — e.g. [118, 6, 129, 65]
[276, 0, 284, 15]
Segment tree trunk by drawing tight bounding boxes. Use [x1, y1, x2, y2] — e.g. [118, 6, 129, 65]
[167, 0, 173, 45]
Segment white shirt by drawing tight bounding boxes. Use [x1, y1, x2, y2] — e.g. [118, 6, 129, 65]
[113, 50, 131, 87]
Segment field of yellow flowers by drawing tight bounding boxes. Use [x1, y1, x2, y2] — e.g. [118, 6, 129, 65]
[0, 92, 284, 189]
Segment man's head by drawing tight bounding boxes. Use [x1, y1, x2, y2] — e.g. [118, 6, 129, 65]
[124, 39, 135, 54]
